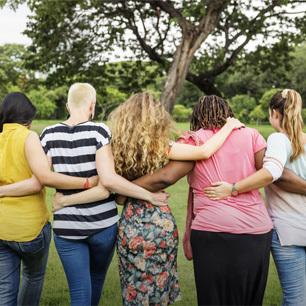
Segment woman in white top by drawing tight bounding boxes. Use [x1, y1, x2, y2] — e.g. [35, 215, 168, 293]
[204, 89, 306, 306]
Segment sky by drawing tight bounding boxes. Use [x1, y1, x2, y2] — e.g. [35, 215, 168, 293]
[0, 4, 31, 45]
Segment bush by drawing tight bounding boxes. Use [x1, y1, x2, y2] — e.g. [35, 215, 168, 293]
[302, 109, 306, 122]
[28, 87, 57, 119]
[250, 105, 266, 124]
[97, 86, 127, 120]
[229, 94, 257, 123]
[172, 104, 192, 122]
[258, 88, 280, 120]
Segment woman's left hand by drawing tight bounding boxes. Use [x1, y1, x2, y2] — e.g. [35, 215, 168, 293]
[52, 192, 65, 212]
[203, 181, 232, 200]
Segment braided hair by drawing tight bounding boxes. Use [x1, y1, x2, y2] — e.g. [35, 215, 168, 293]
[190, 95, 234, 131]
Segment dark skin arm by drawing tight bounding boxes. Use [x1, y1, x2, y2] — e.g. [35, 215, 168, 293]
[256, 146, 306, 195]
[274, 168, 306, 195]
[132, 161, 194, 192]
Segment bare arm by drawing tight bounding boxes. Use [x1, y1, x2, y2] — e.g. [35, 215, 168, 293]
[53, 160, 194, 209]
[96, 144, 167, 205]
[204, 149, 272, 200]
[0, 176, 42, 197]
[25, 131, 91, 189]
[274, 168, 306, 195]
[132, 161, 194, 192]
[52, 182, 110, 211]
[255, 148, 265, 170]
[169, 118, 244, 160]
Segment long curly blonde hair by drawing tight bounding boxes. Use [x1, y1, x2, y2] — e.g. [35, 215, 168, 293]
[108, 92, 175, 180]
[270, 89, 304, 161]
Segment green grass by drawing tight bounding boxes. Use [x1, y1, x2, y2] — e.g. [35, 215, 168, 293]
[34, 121, 281, 306]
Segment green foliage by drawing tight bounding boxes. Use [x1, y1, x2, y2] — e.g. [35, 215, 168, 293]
[97, 87, 128, 120]
[229, 95, 256, 122]
[176, 81, 202, 108]
[172, 104, 192, 122]
[302, 109, 306, 122]
[0, 44, 37, 99]
[289, 44, 306, 104]
[250, 105, 267, 124]
[4, 0, 305, 104]
[28, 87, 57, 119]
[258, 88, 280, 120]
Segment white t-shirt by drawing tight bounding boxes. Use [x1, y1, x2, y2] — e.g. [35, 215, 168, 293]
[264, 132, 306, 246]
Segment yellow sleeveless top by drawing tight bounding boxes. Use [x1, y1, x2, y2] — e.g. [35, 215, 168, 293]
[0, 123, 50, 242]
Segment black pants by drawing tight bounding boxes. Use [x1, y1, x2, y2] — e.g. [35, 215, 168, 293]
[190, 229, 272, 306]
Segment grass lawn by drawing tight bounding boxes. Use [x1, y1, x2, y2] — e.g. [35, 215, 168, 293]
[33, 121, 281, 306]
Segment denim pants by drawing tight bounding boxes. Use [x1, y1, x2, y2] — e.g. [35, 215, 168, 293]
[0, 222, 51, 306]
[54, 223, 117, 306]
[271, 229, 306, 306]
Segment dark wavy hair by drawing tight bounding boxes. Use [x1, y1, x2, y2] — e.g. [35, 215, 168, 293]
[190, 95, 234, 131]
[0, 92, 36, 132]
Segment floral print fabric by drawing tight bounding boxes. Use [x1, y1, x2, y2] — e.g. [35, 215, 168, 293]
[117, 199, 181, 306]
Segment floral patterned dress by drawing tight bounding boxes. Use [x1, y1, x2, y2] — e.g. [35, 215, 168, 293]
[117, 199, 181, 306]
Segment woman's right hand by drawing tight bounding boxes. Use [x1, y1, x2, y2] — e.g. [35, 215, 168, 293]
[225, 117, 245, 130]
[52, 192, 65, 212]
[149, 191, 169, 207]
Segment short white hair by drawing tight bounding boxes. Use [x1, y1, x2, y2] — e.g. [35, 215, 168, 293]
[67, 83, 96, 107]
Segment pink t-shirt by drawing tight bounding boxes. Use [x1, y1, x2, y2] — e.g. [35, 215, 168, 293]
[179, 127, 273, 234]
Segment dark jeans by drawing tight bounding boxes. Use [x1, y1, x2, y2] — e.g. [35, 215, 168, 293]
[0, 222, 51, 306]
[54, 223, 117, 306]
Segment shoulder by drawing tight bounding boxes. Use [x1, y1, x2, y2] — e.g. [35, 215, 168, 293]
[177, 130, 203, 146]
[86, 121, 111, 136]
[27, 130, 40, 143]
[266, 133, 291, 156]
[239, 127, 260, 136]
[267, 132, 290, 146]
[40, 123, 63, 139]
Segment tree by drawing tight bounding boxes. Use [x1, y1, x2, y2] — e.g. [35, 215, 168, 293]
[27, 87, 57, 118]
[172, 104, 193, 122]
[229, 94, 256, 122]
[0, 44, 37, 98]
[258, 88, 280, 119]
[250, 105, 266, 124]
[3, 0, 306, 112]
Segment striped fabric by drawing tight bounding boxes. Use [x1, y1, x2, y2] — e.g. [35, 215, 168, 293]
[40, 121, 119, 239]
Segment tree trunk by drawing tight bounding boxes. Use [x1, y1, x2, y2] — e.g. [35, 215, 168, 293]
[160, 1, 228, 113]
[160, 37, 194, 113]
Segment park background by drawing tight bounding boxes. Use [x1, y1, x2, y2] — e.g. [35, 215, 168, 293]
[1, 1, 306, 305]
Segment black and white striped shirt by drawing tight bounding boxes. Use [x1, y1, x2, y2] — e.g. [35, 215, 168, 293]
[40, 121, 119, 240]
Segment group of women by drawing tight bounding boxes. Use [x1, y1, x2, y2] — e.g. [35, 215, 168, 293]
[0, 83, 305, 306]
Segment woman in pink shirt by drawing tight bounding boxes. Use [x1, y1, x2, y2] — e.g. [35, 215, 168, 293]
[133, 95, 273, 306]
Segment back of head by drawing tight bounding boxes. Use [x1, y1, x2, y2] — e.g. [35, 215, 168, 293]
[269, 89, 304, 161]
[190, 95, 234, 131]
[108, 92, 174, 180]
[0, 92, 36, 132]
[67, 83, 96, 108]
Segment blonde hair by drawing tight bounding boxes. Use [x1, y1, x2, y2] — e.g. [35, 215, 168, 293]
[270, 89, 304, 161]
[108, 92, 175, 180]
[67, 83, 96, 107]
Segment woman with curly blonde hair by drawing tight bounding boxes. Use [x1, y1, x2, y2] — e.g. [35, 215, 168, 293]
[53, 92, 243, 305]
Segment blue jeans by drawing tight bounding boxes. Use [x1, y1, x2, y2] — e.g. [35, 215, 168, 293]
[54, 223, 117, 306]
[0, 222, 51, 306]
[271, 229, 306, 306]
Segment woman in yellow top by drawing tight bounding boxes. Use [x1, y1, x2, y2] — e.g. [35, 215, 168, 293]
[0, 92, 101, 306]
